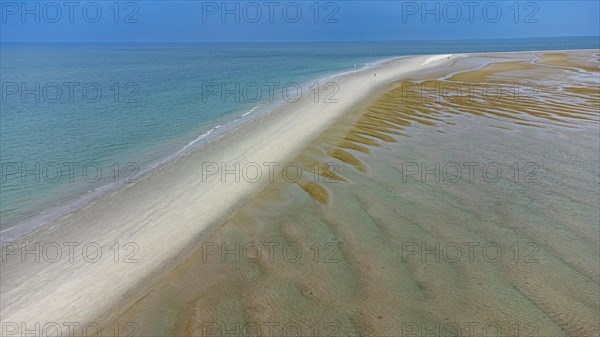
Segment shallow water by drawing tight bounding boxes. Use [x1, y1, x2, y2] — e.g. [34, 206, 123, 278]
[110, 50, 599, 337]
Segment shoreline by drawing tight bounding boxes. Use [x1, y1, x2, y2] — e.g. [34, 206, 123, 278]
[0, 52, 460, 327]
[2, 47, 598, 242]
[2, 48, 597, 332]
[0, 54, 396, 243]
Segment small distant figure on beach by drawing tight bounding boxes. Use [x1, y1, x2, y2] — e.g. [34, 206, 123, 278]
[374, 73, 376, 77]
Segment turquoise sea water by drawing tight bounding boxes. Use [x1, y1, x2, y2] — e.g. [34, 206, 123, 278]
[0, 37, 598, 232]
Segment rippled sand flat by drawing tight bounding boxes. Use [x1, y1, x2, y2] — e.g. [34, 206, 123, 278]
[109, 51, 599, 336]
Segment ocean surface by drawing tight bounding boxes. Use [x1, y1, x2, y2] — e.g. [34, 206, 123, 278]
[1, 37, 598, 233]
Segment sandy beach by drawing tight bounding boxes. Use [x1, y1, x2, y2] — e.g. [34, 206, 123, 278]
[0, 54, 460, 328]
[2, 49, 599, 336]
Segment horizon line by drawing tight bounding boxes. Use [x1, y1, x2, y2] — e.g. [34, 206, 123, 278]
[2, 36, 599, 44]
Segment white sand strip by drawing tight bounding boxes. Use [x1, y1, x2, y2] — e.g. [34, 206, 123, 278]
[0, 54, 457, 332]
[423, 54, 453, 65]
